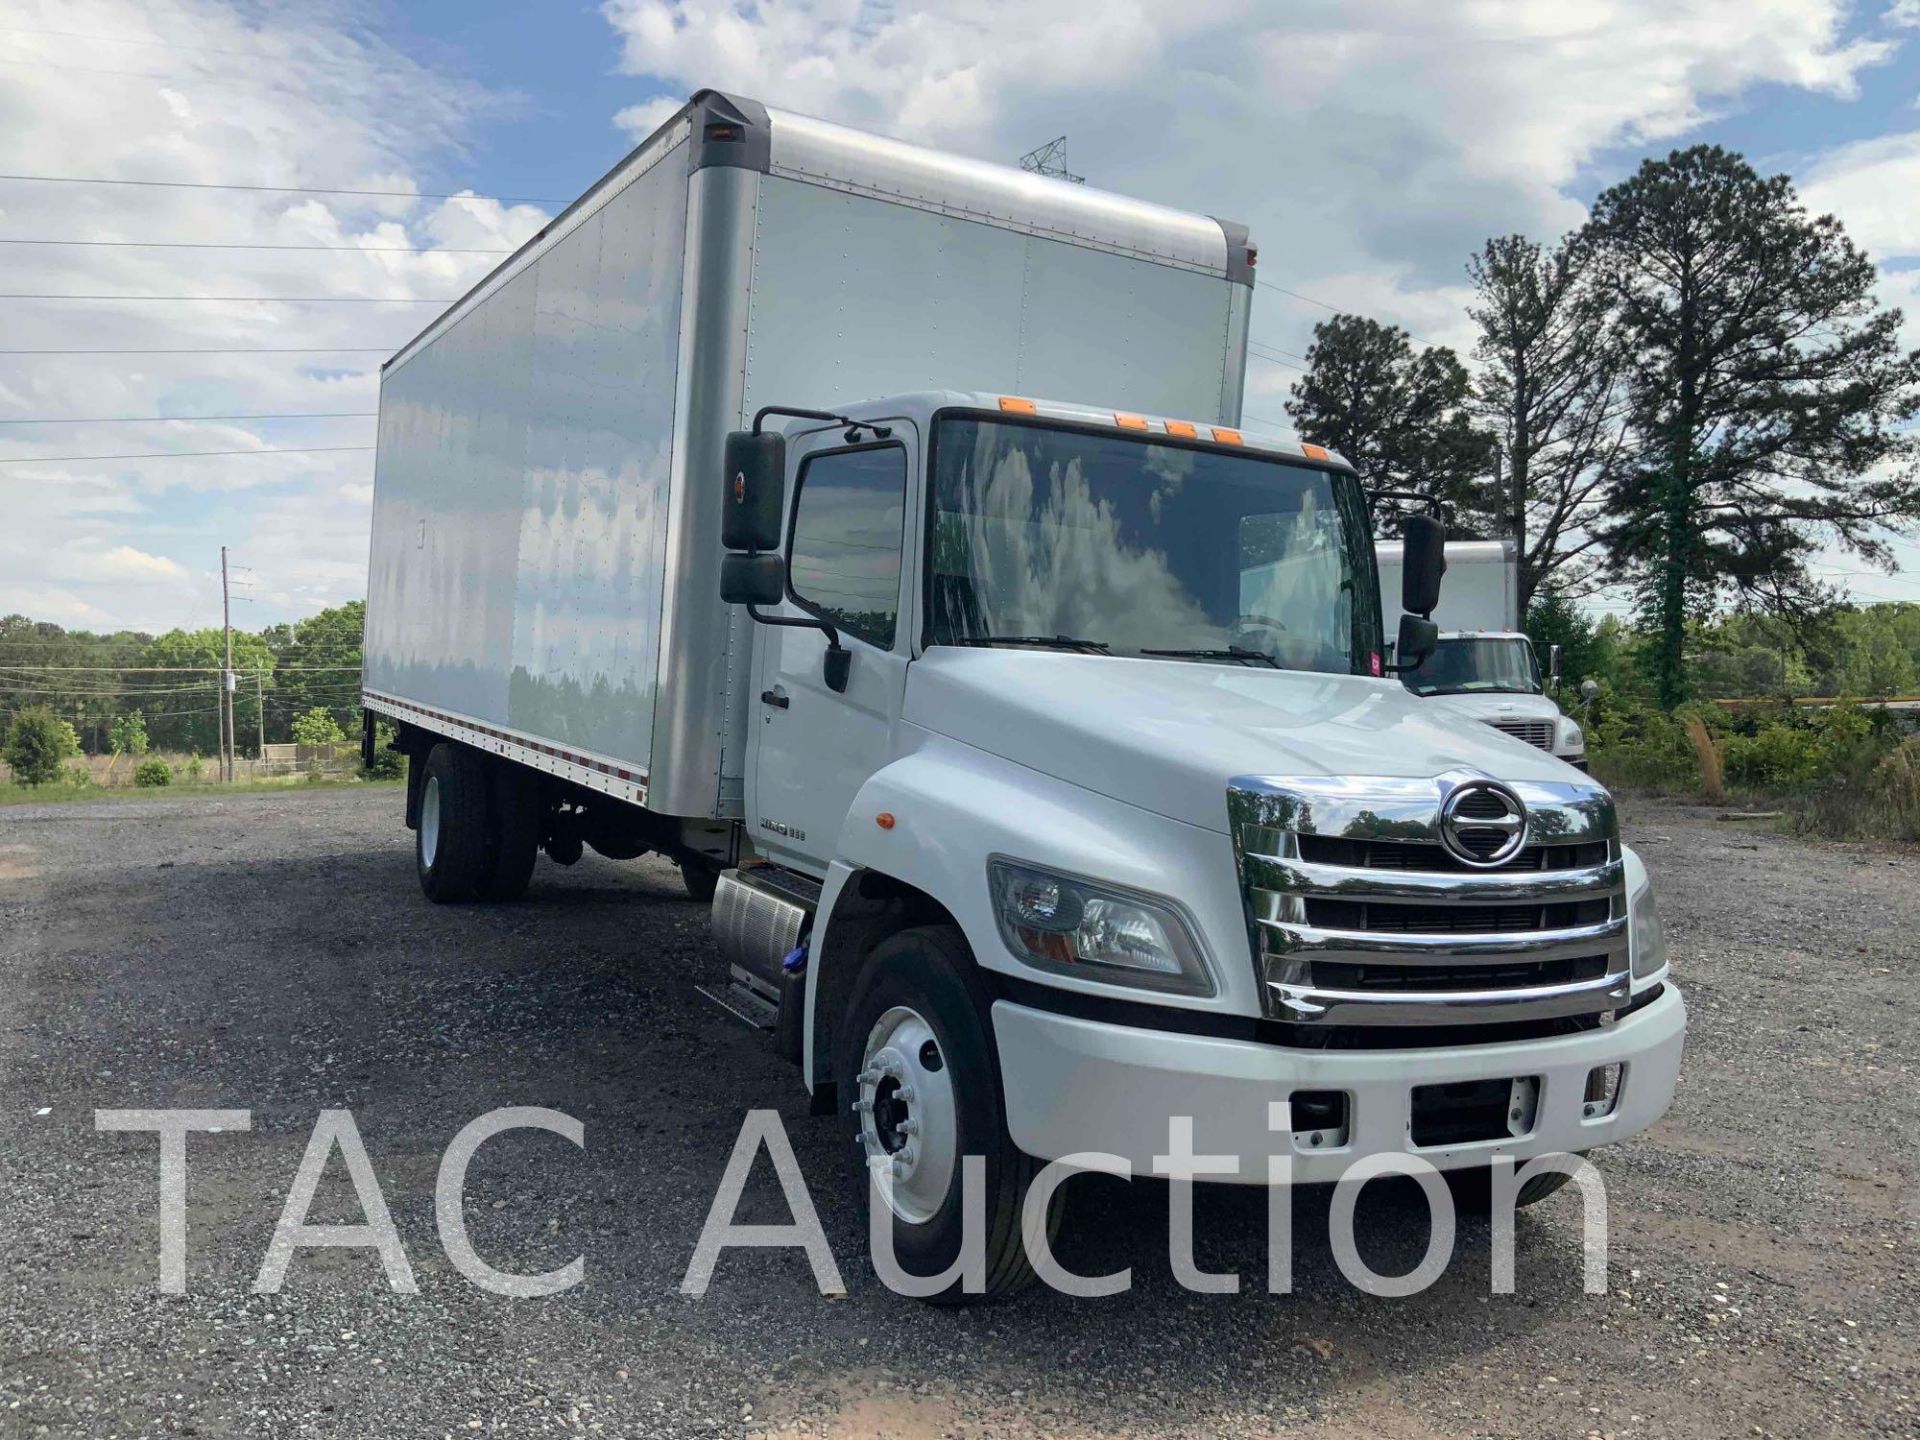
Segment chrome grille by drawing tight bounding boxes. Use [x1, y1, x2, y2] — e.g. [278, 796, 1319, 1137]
[1228, 773, 1629, 1031]
[1487, 717, 1554, 750]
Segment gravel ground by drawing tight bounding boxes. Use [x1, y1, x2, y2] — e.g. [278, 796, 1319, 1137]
[0, 787, 1915, 1439]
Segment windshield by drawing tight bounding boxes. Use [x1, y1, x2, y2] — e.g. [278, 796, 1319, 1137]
[923, 415, 1381, 675]
[1400, 636, 1542, 696]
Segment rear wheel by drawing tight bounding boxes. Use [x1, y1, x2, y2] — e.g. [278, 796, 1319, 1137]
[415, 743, 490, 902]
[480, 762, 541, 901]
[836, 925, 1058, 1303]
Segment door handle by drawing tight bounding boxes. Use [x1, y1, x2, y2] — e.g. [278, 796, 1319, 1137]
[760, 687, 789, 709]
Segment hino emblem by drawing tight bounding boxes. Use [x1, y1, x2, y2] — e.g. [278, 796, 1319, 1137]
[1438, 780, 1528, 868]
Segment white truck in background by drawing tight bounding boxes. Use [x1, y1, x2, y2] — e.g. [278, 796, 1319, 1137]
[1377, 539, 1589, 770]
[361, 90, 1682, 1301]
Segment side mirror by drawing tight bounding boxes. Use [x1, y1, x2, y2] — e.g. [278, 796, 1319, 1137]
[720, 551, 785, 606]
[1400, 513, 1446, 618]
[722, 430, 785, 552]
[1392, 614, 1438, 671]
[1548, 643, 1563, 690]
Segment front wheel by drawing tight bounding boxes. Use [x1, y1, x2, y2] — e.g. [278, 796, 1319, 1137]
[678, 856, 719, 902]
[836, 926, 1057, 1303]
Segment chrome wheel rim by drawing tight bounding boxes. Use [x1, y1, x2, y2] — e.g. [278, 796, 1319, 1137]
[421, 775, 441, 869]
[857, 1005, 957, 1226]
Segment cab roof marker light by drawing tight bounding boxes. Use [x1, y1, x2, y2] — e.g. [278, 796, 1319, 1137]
[1211, 427, 1243, 445]
[1114, 412, 1148, 430]
[998, 396, 1037, 414]
[1163, 420, 1197, 438]
[1301, 442, 1331, 461]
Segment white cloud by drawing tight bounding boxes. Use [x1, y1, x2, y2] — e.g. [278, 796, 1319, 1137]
[603, 0, 1892, 391]
[1802, 130, 1920, 262]
[0, 0, 551, 632]
[50, 544, 192, 585]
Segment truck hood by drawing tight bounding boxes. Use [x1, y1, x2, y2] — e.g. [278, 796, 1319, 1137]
[903, 649, 1589, 834]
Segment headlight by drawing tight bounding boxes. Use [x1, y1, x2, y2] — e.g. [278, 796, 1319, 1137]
[988, 859, 1216, 997]
[1556, 716, 1586, 756]
[1629, 873, 1668, 981]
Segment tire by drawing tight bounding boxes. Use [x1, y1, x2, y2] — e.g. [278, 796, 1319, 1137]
[1444, 1069, 1607, 1211]
[415, 743, 490, 903]
[835, 925, 1058, 1304]
[1443, 1160, 1579, 1212]
[678, 856, 719, 902]
[479, 761, 541, 901]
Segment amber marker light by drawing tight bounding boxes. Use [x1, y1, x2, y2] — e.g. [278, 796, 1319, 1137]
[998, 396, 1037, 414]
[1114, 412, 1148, 430]
[1301, 442, 1331, 461]
[1164, 420, 1197, 438]
[1211, 426, 1243, 445]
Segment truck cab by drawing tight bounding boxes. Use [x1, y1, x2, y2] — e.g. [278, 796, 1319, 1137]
[1377, 539, 1587, 768]
[716, 390, 1681, 1292]
[1399, 630, 1589, 770]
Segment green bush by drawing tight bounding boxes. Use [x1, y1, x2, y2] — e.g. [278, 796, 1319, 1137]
[1721, 724, 1820, 790]
[291, 707, 346, 746]
[4, 706, 80, 786]
[133, 759, 173, 787]
[61, 762, 94, 789]
[364, 747, 405, 780]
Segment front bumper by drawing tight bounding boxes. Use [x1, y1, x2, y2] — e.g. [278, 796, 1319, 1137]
[993, 985, 1685, 1184]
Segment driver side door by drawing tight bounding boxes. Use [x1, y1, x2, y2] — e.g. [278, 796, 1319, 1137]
[748, 427, 916, 872]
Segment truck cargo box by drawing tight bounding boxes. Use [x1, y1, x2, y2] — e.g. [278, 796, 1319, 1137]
[1377, 538, 1520, 632]
[363, 90, 1255, 818]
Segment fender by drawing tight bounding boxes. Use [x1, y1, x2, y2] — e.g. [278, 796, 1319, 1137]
[800, 729, 1259, 1089]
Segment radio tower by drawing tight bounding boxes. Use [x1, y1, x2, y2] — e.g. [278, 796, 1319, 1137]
[1019, 136, 1085, 185]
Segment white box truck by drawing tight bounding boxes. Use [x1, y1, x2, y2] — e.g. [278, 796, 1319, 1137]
[363, 91, 1682, 1299]
[1377, 539, 1589, 769]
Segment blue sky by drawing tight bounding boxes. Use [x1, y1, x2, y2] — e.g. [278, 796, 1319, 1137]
[1, 0, 1916, 630]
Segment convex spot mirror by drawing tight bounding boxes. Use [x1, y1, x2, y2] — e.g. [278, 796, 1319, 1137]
[720, 551, 785, 607]
[1401, 512, 1446, 617]
[1395, 613, 1439, 670]
[722, 430, 785, 552]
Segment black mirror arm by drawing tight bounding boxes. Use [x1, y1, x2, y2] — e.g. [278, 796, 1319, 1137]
[745, 603, 841, 651]
[752, 406, 891, 442]
[745, 604, 852, 694]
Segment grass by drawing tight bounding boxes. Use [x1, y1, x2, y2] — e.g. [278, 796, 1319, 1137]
[0, 774, 404, 806]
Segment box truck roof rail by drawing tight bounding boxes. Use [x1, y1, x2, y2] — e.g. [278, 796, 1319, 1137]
[384, 89, 1255, 377]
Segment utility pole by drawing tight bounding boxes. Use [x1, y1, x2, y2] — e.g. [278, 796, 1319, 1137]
[255, 671, 266, 758]
[221, 545, 235, 783]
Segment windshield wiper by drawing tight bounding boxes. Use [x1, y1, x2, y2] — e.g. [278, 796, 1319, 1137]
[1139, 645, 1280, 669]
[948, 634, 1111, 655]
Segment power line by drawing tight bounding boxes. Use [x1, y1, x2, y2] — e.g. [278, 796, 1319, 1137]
[0, 293, 450, 303]
[0, 668, 364, 675]
[0, 172, 560, 205]
[0, 347, 392, 355]
[0, 24, 282, 58]
[1256, 278, 1439, 349]
[0, 411, 372, 426]
[0, 444, 372, 465]
[0, 238, 514, 254]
